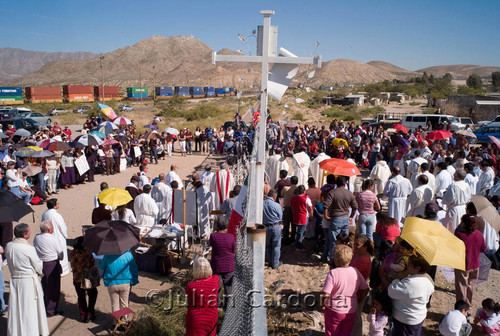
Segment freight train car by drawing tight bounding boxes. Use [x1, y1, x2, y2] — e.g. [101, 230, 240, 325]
[94, 86, 122, 101]
[63, 85, 94, 103]
[189, 86, 203, 98]
[0, 87, 23, 105]
[174, 86, 190, 97]
[127, 87, 148, 99]
[203, 86, 215, 97]
[155, 87, 173, 99]
[25, 86, 62, 103]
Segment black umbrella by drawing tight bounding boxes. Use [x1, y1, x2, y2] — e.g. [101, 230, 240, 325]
[83, 220, 140, 255]
[0, 190, 34, 222]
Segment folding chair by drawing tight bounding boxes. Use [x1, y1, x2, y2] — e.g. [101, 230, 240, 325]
[109, 307, 136, 335]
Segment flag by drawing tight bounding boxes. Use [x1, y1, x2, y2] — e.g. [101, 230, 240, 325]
[98, 103, 118, 120]
[228, 179, 248, 238]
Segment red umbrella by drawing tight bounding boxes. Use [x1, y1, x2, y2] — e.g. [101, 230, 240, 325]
[426, 130, 452, 140]
[101, 139, 119, 146]
[319, 158, 360, 177]
[393, 124, 408, 134]
[46, 141, 71, 152]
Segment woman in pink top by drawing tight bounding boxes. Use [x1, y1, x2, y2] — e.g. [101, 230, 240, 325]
[355, 179, 380, 240]
[374, 213, 400, 248]
[322, 245, 369, 336]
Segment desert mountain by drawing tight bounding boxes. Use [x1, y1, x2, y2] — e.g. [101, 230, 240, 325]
[417, 64, 500, 80]
[0, 47, 95, 82]
[368, 61, 420, 80]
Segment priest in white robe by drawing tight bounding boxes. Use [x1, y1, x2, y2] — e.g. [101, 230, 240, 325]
[166, 164, 183, 190]
[383, 167, 413, 227]
[407, 153, 427, 188]
[199, 163, 214, 187]
[442, 169, 472, 233]
[368, 153, 391, 196]
[292, 149, 311, 188]
[417, 162, 436, 195]
[6, 224, 49, 336]
[310, 150, 330, 188]
[476, 162, 495, 196]
[406, 174, 434, 218]
[134, 184, 159, 228]
[266, 148, 289, 189]
[151, 173, 173, 223]
[209, 162, 235, 209]
[41, 199, 69, 276]
[435, 162, 453, 198]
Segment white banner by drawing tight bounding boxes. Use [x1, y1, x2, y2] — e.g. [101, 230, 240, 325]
[120, 158, 127, 172]
[74, 156, 90, 176]
[133, 146, 142, 158]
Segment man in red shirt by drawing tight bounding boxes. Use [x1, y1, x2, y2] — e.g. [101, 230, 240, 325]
[62, 126, 72, 140]
[290, 185, 313, 251]
[52, 122, 62, 135]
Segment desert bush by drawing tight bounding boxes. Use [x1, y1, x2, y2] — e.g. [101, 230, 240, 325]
[293, 112, 305, 121]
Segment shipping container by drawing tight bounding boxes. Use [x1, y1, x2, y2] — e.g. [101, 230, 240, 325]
[25, 86, 60, 96]
[223, 87, 231, 93]
[204, 87, 215, 97]
[62, 85, 93, 94]
[155, 87, 173, 99]
[65, 93, 94, 103]
[93, 86, 121, 101]
[31, 98, 63, 103]
[215, 88, 228, 97]
[0, 87, 22, 96]
[189, 86, 203, 98]
[126, 87, 148, 95]
[0, 96, 23, 105]
[174, 86, 190, 96]
[230, 87, 235, 96]
[127, 93, 148, 99]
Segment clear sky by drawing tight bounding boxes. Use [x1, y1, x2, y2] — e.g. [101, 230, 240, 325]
[1, 0, 499, 70]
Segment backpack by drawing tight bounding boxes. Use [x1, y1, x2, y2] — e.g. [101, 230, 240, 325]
[30, 196, 41, 205]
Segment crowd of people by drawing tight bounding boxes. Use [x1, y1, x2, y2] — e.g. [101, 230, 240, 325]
[1, 112, 500, 335]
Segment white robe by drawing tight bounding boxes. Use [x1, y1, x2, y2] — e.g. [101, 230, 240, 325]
[476, 167, 495, 196]
[292, 151, 311, 187]
[151, 182, 173, 223]
[199, 171, 214, 187]
[310, 153, 331, 188]
[383, 175, 413, 227]
[209, 169, 235, 209]
[408, 157, 427, 188]
[134, 193, 159, 228]
[442, 180, 471, 233]
[465, 173, 479, 196]
[166, 171, 183, 189]
[435, 170, 453, 198]
[196, 185, 213, 239]
[406, 184, 434, 218]
[6, 238, 49, 336]
[418, 171, 437, 195]
[41, 208, 69, 276]
[266, 154, 289, 188]
[369, 160, 391, 196]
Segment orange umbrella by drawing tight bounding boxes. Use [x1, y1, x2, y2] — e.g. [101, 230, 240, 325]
[426, 130, 452, 140]
[318, 158, 360, 177]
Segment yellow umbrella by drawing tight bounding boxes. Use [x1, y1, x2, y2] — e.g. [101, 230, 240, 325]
[27, 146, 43, 151]
[97, 188, 132, 207]
[331, 138, 348, 148]
[401, 217, 466, 271]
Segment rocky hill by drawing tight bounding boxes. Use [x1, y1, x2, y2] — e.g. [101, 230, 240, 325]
[367, 61, 420, 80]
[0, 47, 95, 82]
[417, 64, 500, 80]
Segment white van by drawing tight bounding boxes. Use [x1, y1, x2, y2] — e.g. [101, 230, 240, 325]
[402, 114, 465, 131]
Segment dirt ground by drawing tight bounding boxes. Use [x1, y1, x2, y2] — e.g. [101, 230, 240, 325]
[0, 120, 498, 335]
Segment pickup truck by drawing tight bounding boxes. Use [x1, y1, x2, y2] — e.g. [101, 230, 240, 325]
[361, 113, 401, 125]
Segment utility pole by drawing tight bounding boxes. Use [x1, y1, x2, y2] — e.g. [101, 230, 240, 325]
[100, 55, 105, 102]
[153, 65, 156, 105]
[139, 64, 143, 104]
[213, 10, 321, 335]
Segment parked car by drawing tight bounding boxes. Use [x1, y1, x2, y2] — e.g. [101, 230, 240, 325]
[18, 111, 52, 124]
[73, 106, 92, 114]
[0, 117, 45, 135]
[401, 114, 465, 131]
[119, 105, 134, 112]
[477, 115, 500, 127]
[458, 117, 476, 128]
[48, 107, 71, 116]
[473, 125, 500, 144]
[0, 108, 17, 120]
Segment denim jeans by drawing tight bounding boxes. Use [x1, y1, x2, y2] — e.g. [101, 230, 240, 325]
[321, 227, 333, 262]
[294, 224, 307, 249]
[0, 267, 5, 311]
[10, 186, 32, 204]
[356, 214, 376, 240]
[37, 173, 47, 193]
[210, 141, 218, 155]
[324, 216, 350, 261]
[265, 224, 281, 268]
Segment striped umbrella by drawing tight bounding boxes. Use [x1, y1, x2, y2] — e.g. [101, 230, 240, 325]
[455, 130, 476, 138]
[90, 130, 107, 139]
[489, 135, 500, 149]
[113, 116, 132, 126]
[99, 121, 118, 130]
[74, 134, 103, 147]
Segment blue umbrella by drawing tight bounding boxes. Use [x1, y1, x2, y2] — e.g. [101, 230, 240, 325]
[98, 121, 118, 130]
[31, 150, 54, 158]
[90, 130, 106, 139]
[144, 124, 158, 130]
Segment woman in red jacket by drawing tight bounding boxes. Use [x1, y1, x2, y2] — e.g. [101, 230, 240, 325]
[290, 185, 313, 251]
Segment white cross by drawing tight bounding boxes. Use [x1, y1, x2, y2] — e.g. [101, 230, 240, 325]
[213, 10, 321, 228]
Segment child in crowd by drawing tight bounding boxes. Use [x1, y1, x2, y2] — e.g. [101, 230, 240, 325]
[387, 238, 414, 281]
[439, 300, 472, 336]
[361, 145, 370, 168]
[474, 298, 500, 336]
[367, 290, 391, 336]
[369, 240, 394, 289]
